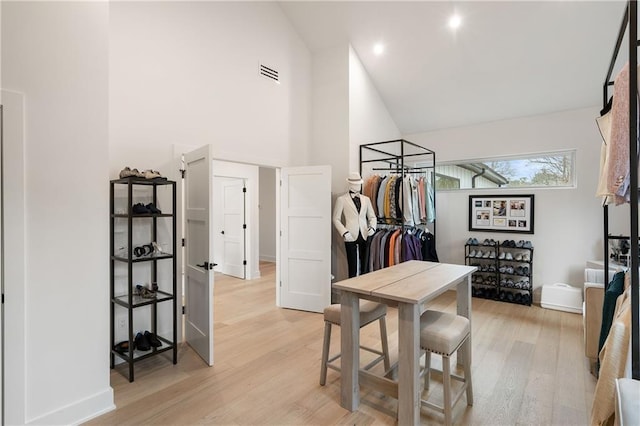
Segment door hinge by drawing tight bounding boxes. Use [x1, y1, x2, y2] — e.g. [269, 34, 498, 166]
[242, 187, 247, 193]
[280, 230, 282, 237]
[182, 306, 185, 314]
[243, 224, 247, 229]
[182, 238, 185, 247]
[1, 293, 4, 304]
[280, 180, 282, 186]
[243, 260, 247, 265]
[279, 281, 282, 287]
[180, 169, 185, 179]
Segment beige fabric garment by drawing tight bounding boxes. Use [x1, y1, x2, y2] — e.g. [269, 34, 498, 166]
[596, 111, 614, 205]
[590, 285, 631, 426]
[606, 63, 640, 205]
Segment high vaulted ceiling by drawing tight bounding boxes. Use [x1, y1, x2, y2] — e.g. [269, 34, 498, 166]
[280, 1, 627, 134]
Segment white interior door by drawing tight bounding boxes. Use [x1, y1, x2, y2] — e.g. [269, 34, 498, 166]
[184, 145, 214, 366]
[279, 165, 331, 313]
[221, 178, 246, 279]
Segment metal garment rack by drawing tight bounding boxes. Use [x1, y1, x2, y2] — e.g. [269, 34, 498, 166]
[602, 0, 639, 380]
[359, 139, 436, 236]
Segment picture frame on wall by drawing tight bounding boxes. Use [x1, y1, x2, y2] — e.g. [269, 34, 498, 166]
[468, 194, 534, 234]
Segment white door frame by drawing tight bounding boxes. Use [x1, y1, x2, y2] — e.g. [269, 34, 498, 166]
[1, 90, 26, 425]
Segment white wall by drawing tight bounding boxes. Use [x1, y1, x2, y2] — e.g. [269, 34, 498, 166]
[109, 1, 311, 178]
[259, 167, 277, 262]
[310, 45, 350, 193]
[348, 46, 402, 174]
[405, 106, 606, 300]
[1, 2, 113, 424]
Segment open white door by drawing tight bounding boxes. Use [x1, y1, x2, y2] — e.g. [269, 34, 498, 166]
[279, 165, 331, 313]
[184, 145, 214, 366]
[221, 178, 246, 279]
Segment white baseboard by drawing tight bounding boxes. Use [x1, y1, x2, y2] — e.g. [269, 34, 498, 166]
[260, 255, 276, 262]
[27, 387, 114, 425]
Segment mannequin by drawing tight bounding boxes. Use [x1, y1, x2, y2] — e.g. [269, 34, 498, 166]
[333, 172, 377, 278]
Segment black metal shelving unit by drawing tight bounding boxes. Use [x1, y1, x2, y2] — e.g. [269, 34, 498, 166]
[109, 177, 177, 382]
[465, 239, 533, 306]
[602, 1, 639, 380]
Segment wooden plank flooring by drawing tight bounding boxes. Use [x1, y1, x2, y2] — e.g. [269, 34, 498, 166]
[88, 262, 596, 425]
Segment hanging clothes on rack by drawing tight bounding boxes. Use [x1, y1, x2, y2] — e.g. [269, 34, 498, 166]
[364, 174, 430, 226]
[598, 62, 640, 205]
[365, 226, 439, 272]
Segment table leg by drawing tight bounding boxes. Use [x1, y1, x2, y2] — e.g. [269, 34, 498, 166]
[398, 302, 420, 426]
[457, 274, 472, 367]
[340, 290, 359, 411]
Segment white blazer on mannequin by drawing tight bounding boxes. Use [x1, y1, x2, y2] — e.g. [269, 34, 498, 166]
[333, 193, 376, 239]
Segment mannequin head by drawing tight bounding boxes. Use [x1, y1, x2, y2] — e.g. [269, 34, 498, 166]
[346, 172, 363, 193]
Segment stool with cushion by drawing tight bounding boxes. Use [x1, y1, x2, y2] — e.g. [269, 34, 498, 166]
[319, 300, 391, 386]
[420, 310, 473, 426]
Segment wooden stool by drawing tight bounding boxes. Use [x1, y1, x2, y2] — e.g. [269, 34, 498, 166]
[319, 300, 391, 386]
[420, 310, 473, 426]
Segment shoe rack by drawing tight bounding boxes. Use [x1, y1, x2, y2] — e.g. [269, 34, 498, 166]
[110, 176, 177, 382]
[465, 238, 533, 306]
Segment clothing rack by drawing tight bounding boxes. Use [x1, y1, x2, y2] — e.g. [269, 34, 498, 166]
[359, 138, 436, 234]
[602, 0, 639, 380]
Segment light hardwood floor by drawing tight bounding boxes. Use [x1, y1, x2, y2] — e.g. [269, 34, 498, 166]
[89, 262, 596, 425]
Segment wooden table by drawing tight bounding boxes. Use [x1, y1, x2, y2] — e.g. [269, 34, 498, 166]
[333, 260, 476, 425]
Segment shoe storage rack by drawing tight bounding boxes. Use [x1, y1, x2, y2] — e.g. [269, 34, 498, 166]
[465, 238, 533, 306]
[110, 177, 177, 382]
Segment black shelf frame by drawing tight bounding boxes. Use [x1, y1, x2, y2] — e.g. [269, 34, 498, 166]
[602, 1, 640, 380]
[109, 177, 178, 382]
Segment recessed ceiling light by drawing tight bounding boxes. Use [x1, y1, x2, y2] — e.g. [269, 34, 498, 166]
[373, 43, 385, 56]
[448, 14, 462, 30]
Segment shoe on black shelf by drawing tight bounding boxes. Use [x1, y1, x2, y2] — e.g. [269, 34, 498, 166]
[135, 332, 151, 351]
[114, 340, 131, 354]
[515, 293, 523, 304]
[136, 284, 157, 299]
[119, 167, 143, 179]
[146, 203, 162, 214]
[132, 203, 150, 214]
[144, 331, 163, 348]
[506, 292, 514, 302]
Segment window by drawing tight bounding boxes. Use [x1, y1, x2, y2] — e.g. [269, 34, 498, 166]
[434, 150, 576, 191]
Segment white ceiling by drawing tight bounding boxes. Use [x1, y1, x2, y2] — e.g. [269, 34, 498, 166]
[279, 1, 628, 134]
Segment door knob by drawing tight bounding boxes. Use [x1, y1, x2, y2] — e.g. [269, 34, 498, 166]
[221, 230, 225, 235]
[196, 261, 214, 270]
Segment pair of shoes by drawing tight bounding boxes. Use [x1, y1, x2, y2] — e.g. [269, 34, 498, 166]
[523, 241, 533, 249]
[134, 244, 154, 257]
[142, 170, 167, 180]
[466, 237, 479, 246]
[136, 284, 157, 299]
[134, 331, 163, 352]
[131, 203, 162, 215]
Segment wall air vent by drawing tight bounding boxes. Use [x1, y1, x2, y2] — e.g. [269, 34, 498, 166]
[259, 64, 279, 83]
